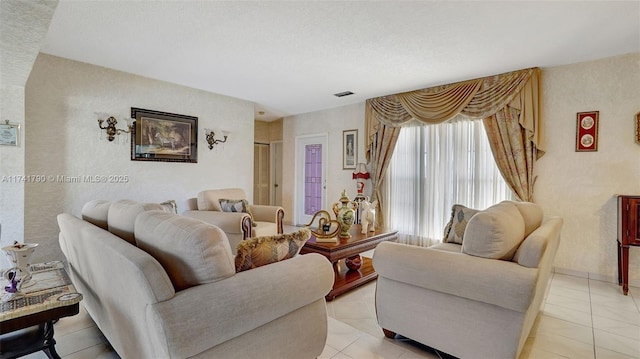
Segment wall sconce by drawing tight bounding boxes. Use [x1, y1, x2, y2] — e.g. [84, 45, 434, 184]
[98, 115, 133, 141]
[205, 129, 228, 150]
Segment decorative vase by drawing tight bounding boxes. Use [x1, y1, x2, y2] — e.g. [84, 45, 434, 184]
[2, 242, 38, 301]
[332, 190, 358, 239]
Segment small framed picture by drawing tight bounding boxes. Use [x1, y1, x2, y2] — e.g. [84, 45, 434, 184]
[0, 121, 20, 146]
[635, 112, 640, 144]
[343, 129, 357, 170]
[575, 111, 599, 152]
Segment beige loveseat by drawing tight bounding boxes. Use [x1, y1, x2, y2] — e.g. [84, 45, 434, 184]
[183, 188, 284, 253]
[373, 201, 562, 359]
[58, 199, 333, 359]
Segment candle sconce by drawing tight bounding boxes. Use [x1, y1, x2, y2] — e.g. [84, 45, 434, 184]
[205, 129, 228, 150]
[98, 115, 133, 142]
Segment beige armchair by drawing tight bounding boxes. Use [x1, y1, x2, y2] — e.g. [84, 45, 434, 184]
[183, 188, 284, 253]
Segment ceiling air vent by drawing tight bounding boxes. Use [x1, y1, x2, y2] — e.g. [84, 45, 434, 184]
[333, 91, 354, 97]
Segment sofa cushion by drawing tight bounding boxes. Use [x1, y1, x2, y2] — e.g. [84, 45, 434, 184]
[107, 200, 170, 245]
[505, 201, 543, 237]
[197, 189, 247, 211]
[429, 242, 462, 253]
[235, 229, 311, 272]
[443, 204, 480, 244]
[160, 200, 178, 214]
[135, 211, 235, 291]
[81, 199, 112, 230]
[461, 202, 525, 260]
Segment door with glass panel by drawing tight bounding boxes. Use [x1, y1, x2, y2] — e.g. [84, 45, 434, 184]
[295, 134, 328, 225]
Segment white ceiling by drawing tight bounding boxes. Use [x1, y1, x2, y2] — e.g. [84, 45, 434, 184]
[40, 1, 640, 121]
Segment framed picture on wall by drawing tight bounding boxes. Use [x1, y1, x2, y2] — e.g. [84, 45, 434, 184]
[131, 107, 198, 163]
[343, 129, 357, 170]
[0, 121, 20, 147]
[575, 111, 599, 152]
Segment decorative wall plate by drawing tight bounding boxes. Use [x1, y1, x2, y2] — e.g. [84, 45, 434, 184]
[576, 111, 599, 152]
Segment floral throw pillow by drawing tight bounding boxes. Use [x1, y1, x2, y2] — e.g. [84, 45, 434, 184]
[443, 204, 480, 244]
[235, 229, 311, 272]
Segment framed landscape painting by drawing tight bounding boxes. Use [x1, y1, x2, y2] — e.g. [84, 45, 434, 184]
[131, 107, 198, 163]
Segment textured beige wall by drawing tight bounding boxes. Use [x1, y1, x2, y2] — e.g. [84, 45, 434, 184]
[282, 103, 365, 225]
[0, 0, 58, 268]
[0, 86, 26, 254]
[537, 53, 640, 284]
[25, 54, 254, 262]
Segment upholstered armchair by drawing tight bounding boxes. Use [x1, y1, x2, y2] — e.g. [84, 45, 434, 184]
[183, 188, 284, 253]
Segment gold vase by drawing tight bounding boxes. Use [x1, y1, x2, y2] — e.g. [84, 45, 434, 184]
[332, 190, 358, 238]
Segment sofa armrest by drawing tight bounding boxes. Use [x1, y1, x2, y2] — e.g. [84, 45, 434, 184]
[249, 205, 284, 232]
[182, 210, 251, 236]
[146, 253, 334, 358]
[373, 242, 537, 312]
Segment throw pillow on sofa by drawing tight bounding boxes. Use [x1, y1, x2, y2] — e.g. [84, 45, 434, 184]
[235, 229, 311, 272]
[461, 201, 525, 260]
[135, 211, 236, 291]
[443, 204, 480, 244]
[219, 198, 258, 227]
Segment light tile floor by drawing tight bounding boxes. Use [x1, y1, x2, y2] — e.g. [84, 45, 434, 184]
[22, 271, 640, 359]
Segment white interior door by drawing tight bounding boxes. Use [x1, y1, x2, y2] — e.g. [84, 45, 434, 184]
[295, 134, 328, 226]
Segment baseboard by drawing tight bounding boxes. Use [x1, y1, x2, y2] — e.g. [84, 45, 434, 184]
[553, 266, 640, 288]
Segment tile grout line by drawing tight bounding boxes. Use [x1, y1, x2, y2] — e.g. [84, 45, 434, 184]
[589, 278, 640, 358]
[588, 276, 597, 359]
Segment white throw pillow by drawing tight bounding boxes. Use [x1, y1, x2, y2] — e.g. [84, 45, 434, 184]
[461, 202, 525, 260]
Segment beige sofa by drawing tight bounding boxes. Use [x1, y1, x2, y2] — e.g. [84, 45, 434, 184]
[183, 188, 284, 253]
[373, 201, 562, 359]
[58, 199, 333, 359]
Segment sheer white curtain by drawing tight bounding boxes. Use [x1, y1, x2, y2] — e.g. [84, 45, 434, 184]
[384, 116, 513, 247]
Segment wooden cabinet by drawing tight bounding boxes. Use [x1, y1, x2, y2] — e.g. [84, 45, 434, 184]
[617, 195, 640, 295]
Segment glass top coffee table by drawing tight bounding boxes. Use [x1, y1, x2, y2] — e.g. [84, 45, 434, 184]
[0, 261, 83, 359]
[300, 225, 398, 301]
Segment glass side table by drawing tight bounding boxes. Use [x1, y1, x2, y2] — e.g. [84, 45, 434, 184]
[0, 261, 83, 359]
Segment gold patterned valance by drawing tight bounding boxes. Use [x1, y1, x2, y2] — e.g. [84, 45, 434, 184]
[366, 67, 543, 154]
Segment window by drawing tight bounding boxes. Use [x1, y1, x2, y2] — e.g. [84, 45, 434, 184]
[385, 116, 513, 246]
